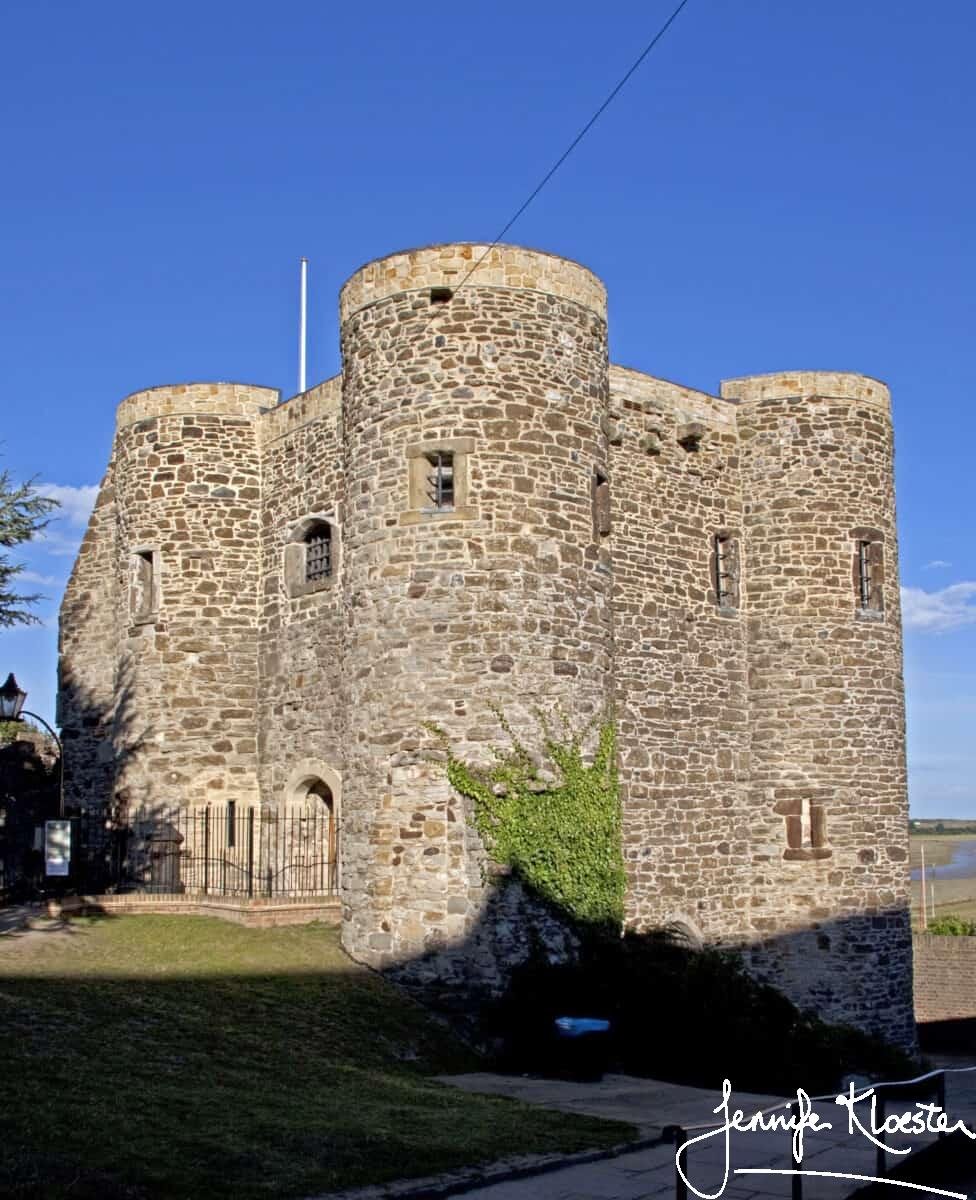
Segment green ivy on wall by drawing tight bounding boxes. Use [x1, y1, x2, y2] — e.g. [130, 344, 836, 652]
[425, 708, 625, 931]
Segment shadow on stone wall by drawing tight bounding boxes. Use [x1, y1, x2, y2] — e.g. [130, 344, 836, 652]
[384, 869, 918, 1095]
[53, 651, 156, 893]
[59, 651, 153, 822]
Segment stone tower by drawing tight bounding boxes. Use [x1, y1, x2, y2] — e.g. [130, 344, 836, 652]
[61, 383, 276, 813]
[727, 372, 910, 1038]
[338, 246, 615, 963]
[59, 242, 914, 1047]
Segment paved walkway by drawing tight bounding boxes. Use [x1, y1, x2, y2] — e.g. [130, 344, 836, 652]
[440, 1073, 782, 1140]
[431, 1066, 976, 1200]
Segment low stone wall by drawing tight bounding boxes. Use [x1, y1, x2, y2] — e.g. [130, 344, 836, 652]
[913, 933, 976, 1022]
[58, 893, 341, 929]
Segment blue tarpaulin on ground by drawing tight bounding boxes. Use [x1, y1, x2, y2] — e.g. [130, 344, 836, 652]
[554, 1017, 610, 1038]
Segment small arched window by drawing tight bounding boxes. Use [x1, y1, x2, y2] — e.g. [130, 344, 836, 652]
[304, 522, 332, 583]
[284, 514, 339, 597]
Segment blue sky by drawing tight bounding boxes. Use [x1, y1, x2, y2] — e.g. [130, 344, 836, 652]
[1, 0, 973, 816]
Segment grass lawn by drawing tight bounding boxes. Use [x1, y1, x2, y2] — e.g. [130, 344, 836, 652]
[0, 916, 632, 1199]
[914, 889, 976, 924]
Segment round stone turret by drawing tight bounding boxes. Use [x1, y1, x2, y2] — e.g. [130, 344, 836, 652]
[111, 382, 276, 811]
[337, 243, 614, 967]
[721, 369, 912, 1045]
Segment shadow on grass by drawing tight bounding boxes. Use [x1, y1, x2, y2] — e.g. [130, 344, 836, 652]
[0, 882, 921, 1196]
[0, 915, 632, 1200]
[27, 659, 923, 1196]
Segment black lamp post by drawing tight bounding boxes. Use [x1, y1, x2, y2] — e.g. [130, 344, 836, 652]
[0, 673, 64, 817]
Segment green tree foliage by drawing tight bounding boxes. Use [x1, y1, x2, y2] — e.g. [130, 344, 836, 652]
[426, 708, 625, 930]
[928, 914, 976, 935]
[0, 469, 59, 629]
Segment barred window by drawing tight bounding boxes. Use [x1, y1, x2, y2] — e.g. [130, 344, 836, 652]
[305, 524, 332, 583]
[404, 439, 474, 523]
[851, 528, 884, 615]
[284, 514, 339, 597]
[711, 531, 740, 611]
[425, 452, 454, 511]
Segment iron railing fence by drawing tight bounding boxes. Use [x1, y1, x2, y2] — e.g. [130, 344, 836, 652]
[72, 805, 338, 899]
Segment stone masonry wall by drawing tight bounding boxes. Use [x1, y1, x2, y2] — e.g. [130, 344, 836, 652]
[339, 243, 607, 325]
[338, 244, 613, 971]
[609, 366, 752, 939]
[255, 378, 346, 810]
[106, 383, 276, 812]
[59, 463, 120, 811]
[58, 245, 915, 1049]
[913, 933, 976, 1024]
[725, 372, 913, 1046]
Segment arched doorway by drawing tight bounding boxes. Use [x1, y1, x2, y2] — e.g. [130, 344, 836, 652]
[284, 761, 341, 893]
[304, 780, 337, 891]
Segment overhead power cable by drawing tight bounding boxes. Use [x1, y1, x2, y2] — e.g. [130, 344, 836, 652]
[454, 0, 693, 294]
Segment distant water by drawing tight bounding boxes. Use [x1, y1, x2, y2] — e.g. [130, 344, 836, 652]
[911, 838, 976, 881]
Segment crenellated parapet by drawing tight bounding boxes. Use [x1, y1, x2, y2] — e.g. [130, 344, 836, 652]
[256, 376, 340, 448]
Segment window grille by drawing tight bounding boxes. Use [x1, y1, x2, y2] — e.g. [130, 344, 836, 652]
[305, 525, 332, 582]
[425, 452, 454, 510]
[852, 530, 884, 614]
[713, 533, 739, 608]
[857, 541, 872, 609]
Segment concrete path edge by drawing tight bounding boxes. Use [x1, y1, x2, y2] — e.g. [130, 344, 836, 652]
[306, 1133, 669, 1200]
